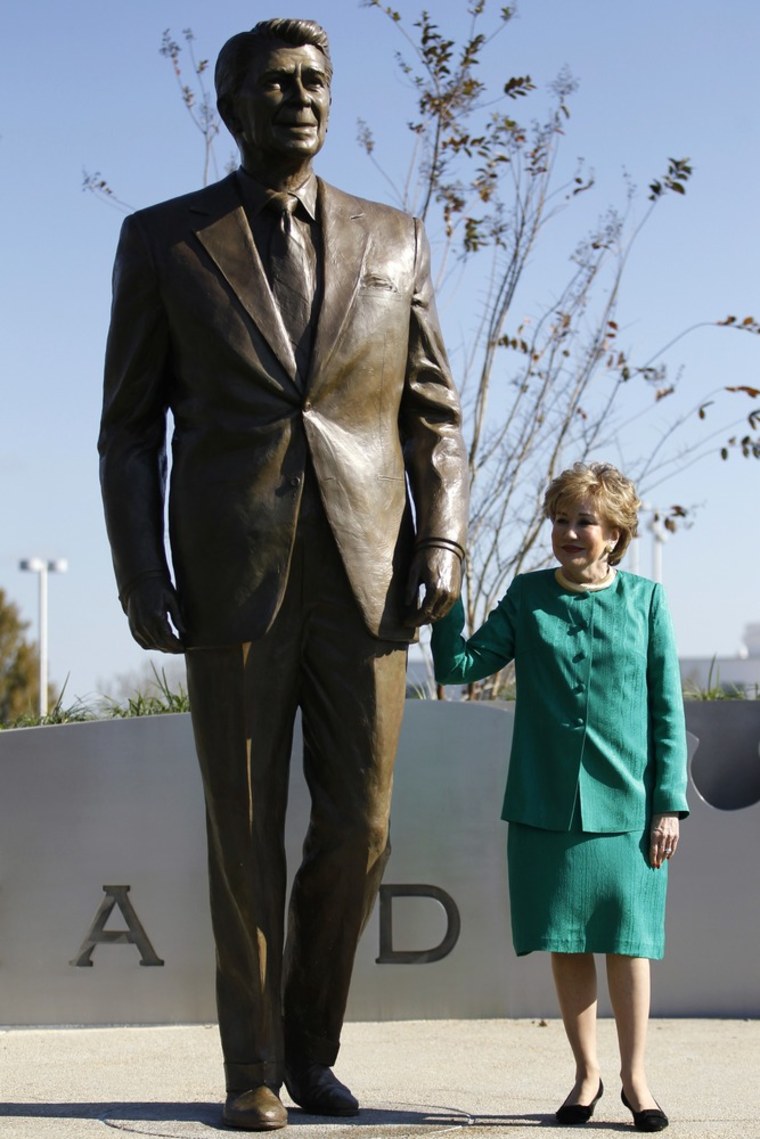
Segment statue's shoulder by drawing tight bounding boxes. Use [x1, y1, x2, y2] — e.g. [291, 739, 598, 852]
[130, 174, 239, 227]
[318, 179, 417, 231]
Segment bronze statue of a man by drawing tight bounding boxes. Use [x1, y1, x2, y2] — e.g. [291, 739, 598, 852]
[99, 17, 467, 1132]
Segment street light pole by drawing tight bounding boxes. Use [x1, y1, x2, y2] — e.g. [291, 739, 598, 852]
[638, 503, 667, 584]
[649, 514, 667, 584]
[18, 557, 68, 717]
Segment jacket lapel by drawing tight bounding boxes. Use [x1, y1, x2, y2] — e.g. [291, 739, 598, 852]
[189, 177, 370, 393]
[192, 185, 299, 384]
[309, 181, 370, 389]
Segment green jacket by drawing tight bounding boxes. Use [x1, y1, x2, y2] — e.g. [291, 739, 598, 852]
[431, 569, 689, 833]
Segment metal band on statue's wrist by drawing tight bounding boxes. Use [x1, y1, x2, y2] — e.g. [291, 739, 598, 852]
[414, 537, 466, 562]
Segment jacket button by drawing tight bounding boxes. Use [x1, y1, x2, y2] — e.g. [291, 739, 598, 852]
[290, 476, 301, 487]
[303, 400, 312, 411]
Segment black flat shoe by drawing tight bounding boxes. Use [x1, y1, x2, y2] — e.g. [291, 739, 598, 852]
[555, 1078, 604, 1124]
[621, 1088, 669, 1132]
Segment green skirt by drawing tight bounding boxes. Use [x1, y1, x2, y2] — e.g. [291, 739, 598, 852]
[507, 821, 669, 959]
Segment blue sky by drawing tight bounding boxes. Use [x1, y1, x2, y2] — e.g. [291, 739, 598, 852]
[1, 0, 758, 702]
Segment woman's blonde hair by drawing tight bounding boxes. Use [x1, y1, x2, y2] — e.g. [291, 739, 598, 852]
[543, 462, 641, 565]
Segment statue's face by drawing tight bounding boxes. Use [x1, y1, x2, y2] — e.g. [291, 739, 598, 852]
[232, 43, 331, 165]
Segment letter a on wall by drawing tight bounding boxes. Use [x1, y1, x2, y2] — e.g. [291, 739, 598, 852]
[70, 885, 164, 967]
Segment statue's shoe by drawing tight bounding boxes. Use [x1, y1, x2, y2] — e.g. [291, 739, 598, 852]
[285, 1061, 359, 1116]
[222, 1086, 287, 1131]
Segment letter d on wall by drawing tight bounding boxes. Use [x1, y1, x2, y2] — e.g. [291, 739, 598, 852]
[376, 884, 461, 964]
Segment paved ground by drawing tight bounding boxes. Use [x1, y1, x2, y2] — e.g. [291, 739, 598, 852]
[1, 1019, 758, 1138]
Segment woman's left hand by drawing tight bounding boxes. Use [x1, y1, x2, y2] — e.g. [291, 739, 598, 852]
[650, 813, 680, 869]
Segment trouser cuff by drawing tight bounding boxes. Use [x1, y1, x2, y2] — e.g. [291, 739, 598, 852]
[224, 1061, 282, 1093]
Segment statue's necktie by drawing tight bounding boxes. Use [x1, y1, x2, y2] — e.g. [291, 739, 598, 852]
[266, 193, 315, 378]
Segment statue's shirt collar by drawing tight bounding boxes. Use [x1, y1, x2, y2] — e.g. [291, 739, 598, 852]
[235, 166, 318, 223]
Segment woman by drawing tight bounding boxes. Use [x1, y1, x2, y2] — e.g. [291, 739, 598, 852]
[431, 462, 688, 1132]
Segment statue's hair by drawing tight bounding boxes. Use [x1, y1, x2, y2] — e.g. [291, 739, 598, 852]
[215, 19, 332, 131]
[543, 462, 641, 565]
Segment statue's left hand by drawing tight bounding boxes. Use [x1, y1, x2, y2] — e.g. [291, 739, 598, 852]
[405, 547, 462, 627]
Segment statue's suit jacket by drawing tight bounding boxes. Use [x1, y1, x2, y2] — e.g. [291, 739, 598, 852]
[99, 173, 467, 646]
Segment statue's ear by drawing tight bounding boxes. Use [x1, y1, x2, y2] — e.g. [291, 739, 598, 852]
[217, 97, 238, 137]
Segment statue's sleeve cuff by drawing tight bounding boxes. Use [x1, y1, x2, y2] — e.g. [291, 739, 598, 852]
[118, 569, 172, 608]
[414, 537, 466, 562]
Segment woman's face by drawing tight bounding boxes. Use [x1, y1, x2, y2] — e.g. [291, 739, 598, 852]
[551, 497, 620, 584]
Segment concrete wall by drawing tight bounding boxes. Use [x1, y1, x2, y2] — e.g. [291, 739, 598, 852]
[0, 701, 758, 1026]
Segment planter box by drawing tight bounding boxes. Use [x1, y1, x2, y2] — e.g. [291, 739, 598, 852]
[0, 701, 758, 1024]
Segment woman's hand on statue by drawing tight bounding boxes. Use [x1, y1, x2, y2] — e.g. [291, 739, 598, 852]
[405, 547, 462, 627]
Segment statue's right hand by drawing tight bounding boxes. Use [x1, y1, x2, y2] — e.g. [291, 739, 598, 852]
[124, 577, 186, 654]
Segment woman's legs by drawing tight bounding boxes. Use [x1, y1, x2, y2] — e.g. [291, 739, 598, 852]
[606, 954, 659, 1111]
[551, 952, 602, 1105]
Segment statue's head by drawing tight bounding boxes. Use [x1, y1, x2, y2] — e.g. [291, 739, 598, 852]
[216, 19, 332, 170]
